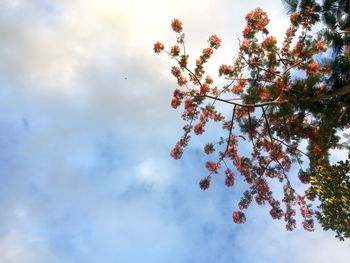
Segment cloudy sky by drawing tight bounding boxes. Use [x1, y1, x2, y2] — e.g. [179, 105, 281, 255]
[0, 0, 349, 262]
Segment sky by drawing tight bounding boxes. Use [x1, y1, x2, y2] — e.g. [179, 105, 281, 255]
[0, 0, 349, 262]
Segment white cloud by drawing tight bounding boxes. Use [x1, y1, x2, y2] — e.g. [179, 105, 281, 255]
[136, 159, 168, 185]
[0, 230, 60, 263]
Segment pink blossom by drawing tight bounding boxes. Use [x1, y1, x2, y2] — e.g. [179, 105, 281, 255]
[170, 142, 183, 160]
[224, 168, 235, 187]
[262, 36, 277, 50]
[218, 64, 233, 76]
[208, 34, 221, 49]
[232, 211, 246, 224]
[202, 47, 213, 58]
[171, 66, 181, 77]
[205, 161, 221, 173]
[171, 97, 181, 109]
[173, 89, 184, 99]
[153, 41, 164, 53]
[200, 83, 210, 95]
[298, 170, 310, 184]
[170, 45, 180, 57]
[199, 177, 211, 190]
[205, 75, 213, 84]
[204, 143, 215, 155]
[193, 122, 205, 135]
[171, 18, 183, 33]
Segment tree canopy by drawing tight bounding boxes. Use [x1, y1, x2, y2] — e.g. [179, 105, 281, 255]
[154, 0, 350, 240]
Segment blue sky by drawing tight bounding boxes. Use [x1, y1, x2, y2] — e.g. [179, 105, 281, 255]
[0, 0, 349, 262]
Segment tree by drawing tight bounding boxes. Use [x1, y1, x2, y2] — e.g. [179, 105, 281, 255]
[282, 0, 350, 103]
[279, 0, 350, 240]
[154, 0, 350, 240]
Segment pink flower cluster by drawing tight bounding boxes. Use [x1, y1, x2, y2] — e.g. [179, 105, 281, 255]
[232, 211, 246, 224]
[205, 75, 213, 84]
[153, 41, 164, 54]
[193, 36, 221, 79]
[262, 36, 277, 50]
[193, 122, 205, 135]
[218, 64, 234, 77]
[243, 7, 269, 37]
[199, 176, 211, 190]
[297, 196, 314, 232]
[238, 190, 253, 210]
[170, 142, 183, 160]
[170, 132, 190, 160]
[298, 170, 311, 184]
[305, 61, 320, 76]
[170, 45, 180, 57]
[204, 143, 215, 155]
[231, 79, 247, 94]
[205, 161, 221, 174]
[171, 66, 187, 86]
[170, 89, 184, 109]
[254, 178, 270, 205]
[171, 18, 183, 33]
[224, 168, 235, 187]
[208, 34, 221, 49]
[245, 7, 269, 29]
[283, 184, 297, 231]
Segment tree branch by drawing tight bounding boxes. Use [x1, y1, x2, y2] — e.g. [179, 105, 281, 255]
[305, 83, 350, 102]
[202, 94, 288, 107]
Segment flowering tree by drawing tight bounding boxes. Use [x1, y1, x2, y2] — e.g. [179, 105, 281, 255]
[154, 0, 350, 239]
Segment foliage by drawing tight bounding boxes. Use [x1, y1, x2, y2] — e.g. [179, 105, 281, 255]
[154, 2, 350, 239]
[306, 157, 350, 241]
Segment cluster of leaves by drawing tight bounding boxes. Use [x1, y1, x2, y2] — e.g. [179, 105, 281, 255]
[154, 0, 350, 239]
[306, 156, 350, 240]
